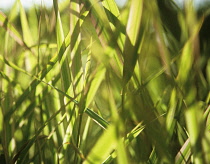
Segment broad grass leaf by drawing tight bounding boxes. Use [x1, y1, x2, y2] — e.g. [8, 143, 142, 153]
[85, 65, 106, 107]
[53, 0, 71, 92]
[123, 0, 143, 86]
[175, 138, 191, 164]
[177, 42, 193, 85]
[166, 88, 177, 137]
[100, 122, 145, 163]
[19, 0, 33, 46]
[83, 125, 117, 164]
[185, 103, 204, 163]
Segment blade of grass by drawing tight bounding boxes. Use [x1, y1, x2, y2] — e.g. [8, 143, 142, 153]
[84, 108, 109, 130]
[175, 138, 191, 164]
[19, 0, 34, 46]
[166, 88, 177, 137]
[122, 0, 143, 86]
[85, 65, 106, 107]
[0, 11, 26, 47]
[53, 0, 71, 92]
[83, 124, 117, 164]
[185, 103, 204, 164]
[98, 122, 145, 164]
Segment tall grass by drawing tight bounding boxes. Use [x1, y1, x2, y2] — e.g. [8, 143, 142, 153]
[0, 0, 209, 163]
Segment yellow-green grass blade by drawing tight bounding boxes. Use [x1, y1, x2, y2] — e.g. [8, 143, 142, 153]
[85, 65, 106, 107]
[82, 1, 124, 78]
[102, 0, 120, 31]
[116, 138, 128, 164]
[8, 0, 19, 22]
[122, 0, 143, 86]
[102, 0, 125, 49]
[176, 41, 194, 86]
[69, 0, 83, 96]
[28, 7, 39, 42]
[83, 124, 117, 164]
[0, 11, 26, 47]
[108, 87, 128, 164]
[88, 0, 111, 28]
[53, 0, 71, 92]
[19, 0, 34, 47]
[175, 138, 191, 164]
[166, 88, 178, 137]
[102, 0, 125, 74]
[86, 0, 123, 55]
[53, 0, 64, 48]
[185, 103, 204, 164]
[102, 0, 120, 19]
[96, 122, 145, 164]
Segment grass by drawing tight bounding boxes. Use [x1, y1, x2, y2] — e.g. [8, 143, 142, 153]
[0, 0, 210, 163]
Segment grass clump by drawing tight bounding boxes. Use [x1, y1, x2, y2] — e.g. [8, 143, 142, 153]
[0, 0, 209, 163]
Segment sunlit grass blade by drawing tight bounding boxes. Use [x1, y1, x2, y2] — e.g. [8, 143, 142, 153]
[53, 0, 71, 92]
[102, 0, 125, 48]
[166, 88, 177, 137]
[83, 125, 117, 164]
[123, 0, 143, 86]
[0, 11, 25, 47]
[98, 122, 145, 164]
[85, 65, 106, 107]
[185, 103, 204, 163]
[84, 108, 109, 129]
[175, 138, 191, 164]
[19, 0, 34, 46]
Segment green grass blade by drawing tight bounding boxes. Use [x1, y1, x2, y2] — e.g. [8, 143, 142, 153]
[83, 125, 117, 164]
[175, 138, 191, 164]
[185, 103, 204, 164]
[84, 108, 109, 129]
[19, 0, 33, 46]
[53, 0, 71, 92]
[123, 0, 143, 86]
[85, 65, 106, 107]
[0, 11, 25, 47]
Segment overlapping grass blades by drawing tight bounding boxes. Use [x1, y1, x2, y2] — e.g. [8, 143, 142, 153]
[0, 0, 209, 163]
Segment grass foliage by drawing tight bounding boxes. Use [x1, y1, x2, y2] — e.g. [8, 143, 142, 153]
[0, 0, 210, 163]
